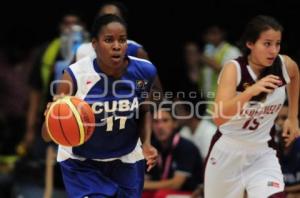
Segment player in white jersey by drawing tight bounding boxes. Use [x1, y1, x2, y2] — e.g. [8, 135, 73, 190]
[76, 1, 149, 61]
[204, 15, 299, 198]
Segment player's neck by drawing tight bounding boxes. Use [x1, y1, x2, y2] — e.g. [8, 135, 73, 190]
[97, 59, 128, 78]
[248, 56, 264, 77]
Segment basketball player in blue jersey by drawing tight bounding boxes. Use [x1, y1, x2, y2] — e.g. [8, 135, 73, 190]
[204, 15, 299, 198]
[42, 14, 160, 198]
[76, 0, 149, 61]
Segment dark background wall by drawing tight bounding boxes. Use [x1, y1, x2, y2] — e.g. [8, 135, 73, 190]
[1, 0, 300, 91]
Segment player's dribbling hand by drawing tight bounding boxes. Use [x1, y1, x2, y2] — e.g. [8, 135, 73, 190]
[282, 118, 300, 147]
[246, 75, 282, 96]
[142, 143, 158, 172]
[43, 94, 65, 117]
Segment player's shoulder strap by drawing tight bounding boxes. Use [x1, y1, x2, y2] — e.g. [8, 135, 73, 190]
[235, 56, 256, 92]
[277, 55, 291, 85]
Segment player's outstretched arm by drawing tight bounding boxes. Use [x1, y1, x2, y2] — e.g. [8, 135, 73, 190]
[282, 55, 300, 147]
[139, 75, 163, 171]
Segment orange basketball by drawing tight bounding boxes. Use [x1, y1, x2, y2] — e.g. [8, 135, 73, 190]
[46, 96, 95, 147]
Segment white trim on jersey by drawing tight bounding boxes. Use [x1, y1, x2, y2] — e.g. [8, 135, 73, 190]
[76, 43, 96, 61]
[128, 55, 152, 64]
[127, 39, 142, 47]
[247, 65, 258, 80]
[67, 56, 101, 99]
[279, 55, 291, 84]
[57, 140, 144, 163]
[217, 59, 241, 86]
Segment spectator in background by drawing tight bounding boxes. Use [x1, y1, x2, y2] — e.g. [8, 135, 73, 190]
[18, 11, 88, 154]
[143, 103, 203, 198]
[14, 12, 88, 198]
[0, 49, 33, 155]
[183, 41, 201, 85]
[198, 25, 241, 114]
[0, 47, 34, 197]
[276, 101, 300, 198]
[180, 41, 203, 98]
[76, 0, 149, 61]
[175, 100, 216, 159]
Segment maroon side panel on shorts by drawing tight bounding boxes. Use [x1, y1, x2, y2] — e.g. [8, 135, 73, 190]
[268, 191, 286, 198]
[202, 130, 222, 183]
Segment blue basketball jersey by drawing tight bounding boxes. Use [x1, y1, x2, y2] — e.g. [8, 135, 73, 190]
[62, 56, 157, 160]
[126, 39, 142, 57]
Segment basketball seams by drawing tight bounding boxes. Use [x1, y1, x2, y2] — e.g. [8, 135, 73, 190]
[75, 102, 94, 141]
[63, 97, 85, 145]
[58, 103, 73, 146]
[76, 105, 89, 140]
[46, 100, 64, 145]
[70, 97, 95, 141]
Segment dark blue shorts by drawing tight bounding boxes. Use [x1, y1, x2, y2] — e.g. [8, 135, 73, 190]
[59, 159, 145, 198]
